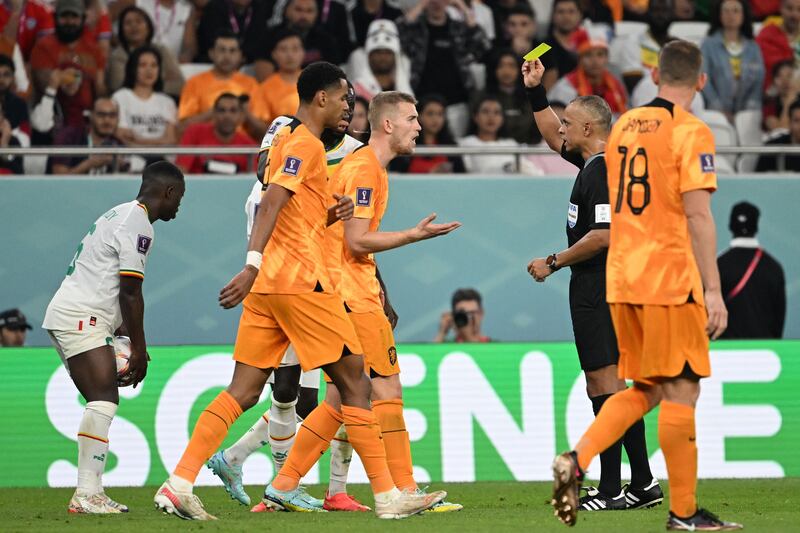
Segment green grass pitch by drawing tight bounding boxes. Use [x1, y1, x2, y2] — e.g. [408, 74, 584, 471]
[2, 479, 798, 532]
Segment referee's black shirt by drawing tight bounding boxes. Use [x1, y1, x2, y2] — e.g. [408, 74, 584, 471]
[561, 144, 611, 275]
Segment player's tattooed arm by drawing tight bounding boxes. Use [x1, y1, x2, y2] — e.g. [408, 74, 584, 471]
[376, 266, 399, 329]
[118, 276, 148, 387]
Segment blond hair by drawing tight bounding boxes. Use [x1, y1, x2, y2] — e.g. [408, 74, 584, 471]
[368, 91, 417, 131]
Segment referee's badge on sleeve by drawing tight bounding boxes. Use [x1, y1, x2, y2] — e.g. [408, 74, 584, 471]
[595, 204, 611, 224]
[700, 154, 715, 173]
[568, 202, 578, 228]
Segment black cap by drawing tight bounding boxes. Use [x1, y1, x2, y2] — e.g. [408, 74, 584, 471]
[729, 201, 760, 238]
[0, 308, 32, 330]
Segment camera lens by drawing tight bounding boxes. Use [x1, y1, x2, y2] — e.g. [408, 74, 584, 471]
[453, 310, 469, 328]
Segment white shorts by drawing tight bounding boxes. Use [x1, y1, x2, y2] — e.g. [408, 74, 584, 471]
[266, 344, 321, 389]
[47, 327, 114, 368]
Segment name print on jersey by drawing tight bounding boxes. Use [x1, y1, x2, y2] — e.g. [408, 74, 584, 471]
[621, 118, 662, 134]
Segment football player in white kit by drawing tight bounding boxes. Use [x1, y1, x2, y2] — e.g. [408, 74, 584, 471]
[208, 83, 395, 512]
[42, 162, 185, 514]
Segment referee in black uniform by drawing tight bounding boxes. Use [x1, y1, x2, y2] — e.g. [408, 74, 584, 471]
[522, 58, 662, 512]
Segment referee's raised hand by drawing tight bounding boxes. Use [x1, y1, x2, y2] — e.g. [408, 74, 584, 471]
[521, 59, 545, 88]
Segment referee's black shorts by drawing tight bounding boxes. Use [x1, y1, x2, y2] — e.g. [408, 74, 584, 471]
[569, 270, 619, 372]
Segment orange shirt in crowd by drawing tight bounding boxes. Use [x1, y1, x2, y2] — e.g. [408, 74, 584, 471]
[177, 69, 264, 121]
[258, 72, 300, 124]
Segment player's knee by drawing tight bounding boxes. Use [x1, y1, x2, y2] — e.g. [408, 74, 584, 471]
[228, 389, 260, 412]
[272, 379, 299, 404]
[296, 387, 319, 419]
[339, 372, 371, 404]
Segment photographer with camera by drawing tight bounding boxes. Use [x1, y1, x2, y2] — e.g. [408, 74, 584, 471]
[433, 288, 490, 343]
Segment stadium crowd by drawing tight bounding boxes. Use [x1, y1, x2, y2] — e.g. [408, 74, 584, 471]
[0, 0, 798, 175]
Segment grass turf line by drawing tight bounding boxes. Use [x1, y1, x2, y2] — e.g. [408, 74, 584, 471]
[1, 479, 798, 532]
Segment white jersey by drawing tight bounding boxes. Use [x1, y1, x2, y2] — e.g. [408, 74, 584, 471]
[246, 116, 363, 238]
[43, 201, 154, 332]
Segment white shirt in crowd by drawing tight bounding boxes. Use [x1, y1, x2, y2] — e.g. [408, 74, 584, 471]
[458, 135, 543, 175]
[611, 30, 662, 77]
[112, 88, 177, 140]
[136, 0, 192, 60]
[43, 201, 154, 332]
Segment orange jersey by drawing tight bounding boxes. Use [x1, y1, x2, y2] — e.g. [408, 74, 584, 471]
[332, 145, 388, 312]
[258, 73, 300, 124]
[177, 70, 263, 120]
[252, 120, 332, 294]
[605, 97, 717, 306]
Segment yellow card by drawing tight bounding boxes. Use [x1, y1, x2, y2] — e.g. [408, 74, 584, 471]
[523, 43, 552, 62]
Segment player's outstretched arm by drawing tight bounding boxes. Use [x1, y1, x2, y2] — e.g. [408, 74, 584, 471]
[344, 213, 461, 256]
[521, 59, 563, 153]
[119, 276, 148, 387]
[528, 229, 609, 282]
[683, 189, 728, 340]
[219, 184, 293, 309]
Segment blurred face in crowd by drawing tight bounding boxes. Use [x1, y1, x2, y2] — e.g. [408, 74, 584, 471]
[648, 0, 674, 35]
[213, 96, 243, 136]
[773, 63, 794, 95]
[495, 54, 519, 89]
[231, 0, 251, 10]
[782, 0, 800, 34]
[0, 64, 13, 93]
[790, 107, 800, 142]
[425, 0, 448, 18]
[210, 37, 242, 75]
[368, 49, 396, 75]
[0, 327, 26, 347]
[580, 47, 609, 79]
[285, 0, 318, 31]
[505, 13, 536, 41]
[271, 35, 304, 72]
[419, 100, 446, 137]
[91, 98, 119, 137]
[474, 98, 503, 139]
[387, 101, 421, 155]
[136, 51, 160, 89]
[552, 1, 581, 35]
[350, 99, 369, 136]
[122, 9, 149, 48]
[55, 11, 85, 43]
[720, 0, 744, 32]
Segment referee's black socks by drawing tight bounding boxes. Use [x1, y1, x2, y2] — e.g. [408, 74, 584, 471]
[591, 394, 623, 496]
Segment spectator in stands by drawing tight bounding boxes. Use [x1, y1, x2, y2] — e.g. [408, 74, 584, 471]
[673, 0, 695, 19]
[718, 201, 786, 339]
[701, 0, 765, 122]
[271, 0, 343, 66]
[256, 29, 302, 125]
[347, 19, 413, 102]
[763, 59, 798, 132]
[483, 48, 539, 144]
[0, 99, 24, 174]
[0, 0, 53, 61]
[196, 0, 271, 68]
[484, 0, 526, 42]
[31, 0, 106, 132]
[549, 33, 628, 115]
[448, 0, 496, 42]
[0, 308, 32, 347]
[494, 4, 541, 59]
[749, 0, 780, 20]
[577, 0, 614, 26]
[756, 0, 800, 88]
[621, 0, 648, 20]
[0, 54, 31, 143]
[49, 97, 123, 174]
[107, 6, 184, 99]
[546, 0, 585, 81]
[112, 45, 177, 148]
[433, 287, 490, 343]
[394, 94, 465, 173]
[131, 0, 197, 63]
[176, 92, 255, 174]
[756, 100, 800, 171]
[83, 0, 112, 59]
[344, 0, 403, 52]
[349, 95, 370, 143]
[177, 30, 266, 139]
[612, 0, 673, 94]
[397, 0, 490, 138]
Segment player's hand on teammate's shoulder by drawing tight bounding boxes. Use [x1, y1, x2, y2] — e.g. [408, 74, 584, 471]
[704, 288, 728, 340]
[521, 59, 545, 88]
[410, 213, 461, 241]
[332, 194, 354, 221]
[527, 257, 552, 282]
[219, 267, 258, 309]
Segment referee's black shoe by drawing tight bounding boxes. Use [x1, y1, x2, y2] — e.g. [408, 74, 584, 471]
[666, 508, 743, 531]
[579, 487, 627, 511]
[624, 478, 664, 509]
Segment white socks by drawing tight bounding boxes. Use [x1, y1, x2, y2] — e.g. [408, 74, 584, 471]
[224, 413, 270, 466]
[169, 474, 193, 493]
[268, 393, 298, 470]
[76, 401, 117, 496]
[328, 424, 353, 496]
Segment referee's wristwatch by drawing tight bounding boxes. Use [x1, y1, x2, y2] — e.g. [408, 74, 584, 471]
[546, 253, 561, 272]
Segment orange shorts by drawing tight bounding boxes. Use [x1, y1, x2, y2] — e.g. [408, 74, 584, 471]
[233, 292, 362, 372]
[609, 302, 710, 383]
[324, 309, 398, 382]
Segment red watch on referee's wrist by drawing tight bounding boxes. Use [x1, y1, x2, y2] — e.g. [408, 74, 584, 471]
[546, 253, 561, 272]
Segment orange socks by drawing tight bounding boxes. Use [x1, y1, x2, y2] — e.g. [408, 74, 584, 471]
[273, 401, 342, 491]
[659, 401, 698, 518]
[173, 390, 242, 483]
[341, 405, 395, 494]
[373, 399, 417, 491]
[575, 387, 650, 472]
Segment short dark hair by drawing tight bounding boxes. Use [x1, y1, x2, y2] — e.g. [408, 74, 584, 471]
[658, 40, 703, 86]
[143, 160, 184, 183]
[772, 58, 794, 81]
[297, 61, 347, 104]
[269, 27, 304, 50]
[214, 92, 241, 109]
[467, 94, 508, 138]
[123, 45, 163, 92]
[452, 288, 483, 311]
[788, 98, 800, 117]
[552, 0, 581, 11]
[572, 95, 612, 133]
[708, 0, 753, 39]
[213, 28, 240, 47]
[0, 53, 15, 72]
[117, 6, 154, 52]
[417, 93, 456, 144]
[507, 3, 535, 19]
